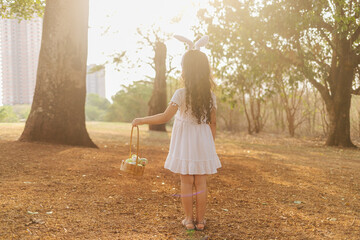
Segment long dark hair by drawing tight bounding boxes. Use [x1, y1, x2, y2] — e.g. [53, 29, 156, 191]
[181, 50, 215, 124]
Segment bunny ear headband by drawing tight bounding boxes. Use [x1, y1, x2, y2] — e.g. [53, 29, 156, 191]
[174, 35, 209, 67]
[174, 35, 209, 50]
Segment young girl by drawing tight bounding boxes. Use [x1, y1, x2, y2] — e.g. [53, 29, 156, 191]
[132, 41, 221, 231]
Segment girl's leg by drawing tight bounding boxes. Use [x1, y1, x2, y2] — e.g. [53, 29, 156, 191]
[194, 174, 207, 228]
[180, 174, 195, 226]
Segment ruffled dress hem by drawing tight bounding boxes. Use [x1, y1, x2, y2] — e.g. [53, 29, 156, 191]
[164, 156, 222, 175]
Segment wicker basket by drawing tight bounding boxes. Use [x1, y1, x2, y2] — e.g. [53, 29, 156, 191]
[120, 126, 145, 176]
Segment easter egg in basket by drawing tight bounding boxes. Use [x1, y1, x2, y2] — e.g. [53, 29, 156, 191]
[120, 126, 145, 176]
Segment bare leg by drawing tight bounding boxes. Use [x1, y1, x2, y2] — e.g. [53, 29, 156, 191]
[194, 174, 207, 229]
[180, 174, 195, 229]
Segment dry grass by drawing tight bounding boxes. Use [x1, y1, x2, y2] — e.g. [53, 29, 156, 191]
[0, 122, 360, 239]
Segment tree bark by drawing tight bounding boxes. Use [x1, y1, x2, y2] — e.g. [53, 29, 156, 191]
[286, 111, 295, 137]
[311, 90, 318, 135]
[271, 97, 279, 132]
[241, 88, 253, 134]
[320, 100, 329, 136]
[324, 55, 356, 147]
[252, 98, 263, 133]
[326, 101, 354, 147]
[148, 42, 167, 131]
[358, 109, 360, 138]
[19, 0, 96, 147]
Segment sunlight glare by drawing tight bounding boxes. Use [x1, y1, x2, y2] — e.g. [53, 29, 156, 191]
[88, 0, 212, 100]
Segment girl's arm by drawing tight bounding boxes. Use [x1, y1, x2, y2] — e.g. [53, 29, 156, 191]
[132, 104, 178, 126]
[209, 108, 217, 141]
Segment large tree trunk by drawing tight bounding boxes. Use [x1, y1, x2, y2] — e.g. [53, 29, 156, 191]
[326, 99, 354, 147]
[19, 0, 96, 147]
[324, 56, 355, 147]
[358, 110, 360, 138]
[148, 42, 167, 132]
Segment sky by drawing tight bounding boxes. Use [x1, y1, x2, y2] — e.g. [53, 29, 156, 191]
[0, 0, 212, 105]
[87, 0, 211, 101]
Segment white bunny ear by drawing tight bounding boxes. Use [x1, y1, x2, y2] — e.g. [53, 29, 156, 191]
[174, 34, 194, 49]
[194, 35, 209, 50]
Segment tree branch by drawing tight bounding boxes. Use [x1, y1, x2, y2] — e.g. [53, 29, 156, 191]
[166, 66, 176, 75]
[315, 18, 334, 32]
[294, 34, 332, 103]
[356, 53, 360, 65]
[307, 76, 332, 103]
[294, 85, 306, 110]
[307, 50, 331, 70]
[146, 60, 156, 71]
[331, 0, 345, 16]
[351, 26, 360, 44]
[318, 29, 338, 54]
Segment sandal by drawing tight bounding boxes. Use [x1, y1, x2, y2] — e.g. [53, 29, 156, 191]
[182, 219, 195, 230]
[195, 219, 206, 231]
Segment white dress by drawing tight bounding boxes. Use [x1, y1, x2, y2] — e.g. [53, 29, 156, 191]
[164, 88, 222, 175]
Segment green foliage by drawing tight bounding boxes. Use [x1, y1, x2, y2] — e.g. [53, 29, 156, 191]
[0, 108, 6, 121]
[12, 105, 31, 120]
[259, 0, 360, 92]
[216, 86, 243, 131]
[0, 106, 19, 122]
[0, 0, 45, 20]
[87, 64, 105, 75]
[198, 0, 275, 133]
[105, 80, 152, 122]
[85, 94, 110, 121]
[198, 0, 360, 136]
[198, 0, 274, 99]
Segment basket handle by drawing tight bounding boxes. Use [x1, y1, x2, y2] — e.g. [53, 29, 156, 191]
[129, 125, 140, 165]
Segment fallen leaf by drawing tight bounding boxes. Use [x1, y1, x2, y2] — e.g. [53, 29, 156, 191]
[31, 218, 45, 224]
[27, 211, 39, 215]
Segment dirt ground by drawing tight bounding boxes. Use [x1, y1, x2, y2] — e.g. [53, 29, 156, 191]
[1, 122, 360, 239]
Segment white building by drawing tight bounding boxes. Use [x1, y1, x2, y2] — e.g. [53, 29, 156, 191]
[0, 17, 42, 105]
[86, 64, 106, 98]
[0, 18, 106, 105]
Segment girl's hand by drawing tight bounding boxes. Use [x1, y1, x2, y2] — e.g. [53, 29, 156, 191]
[132, 118, 143, 127]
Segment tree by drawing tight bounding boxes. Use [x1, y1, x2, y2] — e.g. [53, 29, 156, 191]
[0, 106, 18, 122]
[85, 94, 110, 121]
[199, 0, 360, 146]
[198, 0, 270, 134]
[12, 105, 31, 121]
[105, 81, 153, 122]
[148, 41, 167, 131]
[0, 0, 45, 20]
[0, 108, 6, 122]
[137, 27, 175, 132]
[19, 0, 96, 147]
[261, 0, 360, 147]
[273, 68, 308, 137]
[216, 85, 242, 132]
